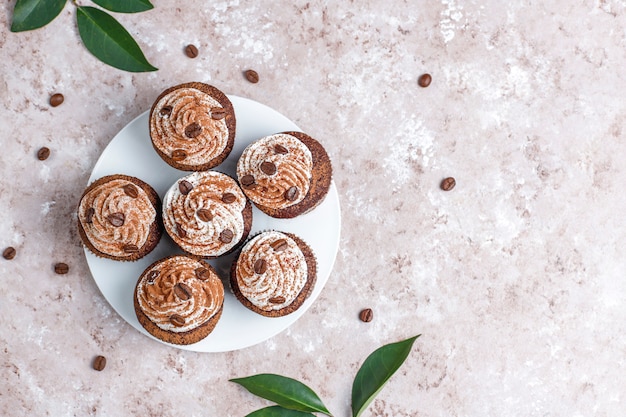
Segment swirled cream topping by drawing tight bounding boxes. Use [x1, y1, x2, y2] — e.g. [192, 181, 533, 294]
[78, 178, 156, 258]
[163, 171, 247, 257]
[235, 231, 308, 311]
[236, 134, 313, 209]
[136, 256, 224, 333]
[150, 87, 229, 165]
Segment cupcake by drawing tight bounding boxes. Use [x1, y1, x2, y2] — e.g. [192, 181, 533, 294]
[236, 131, 332, 218]
[77, 175, 162, 261]
[230, 231, 317, 317]
[149, 82, 236, 171]
[134, 256, 224, 345]
[162, 171, 252, 258]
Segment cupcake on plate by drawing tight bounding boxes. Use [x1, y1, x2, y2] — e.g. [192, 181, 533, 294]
[77, 175, 162, 261]
[230, 231, 317, 317]
[162, 171, 252, 258]
[149, 82, 236, 171]
[134, 256, 224, 345]
[236, 131, 332, 218]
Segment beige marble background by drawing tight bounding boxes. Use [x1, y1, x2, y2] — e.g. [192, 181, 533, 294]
[1, 0, 625, 416]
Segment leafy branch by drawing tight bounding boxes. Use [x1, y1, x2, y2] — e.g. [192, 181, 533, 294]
[10, 0, 157, 72]
[231, 335, 420, 417]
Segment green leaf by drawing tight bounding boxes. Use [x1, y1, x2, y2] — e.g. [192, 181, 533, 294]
[90, 0, 154, 14]
[230, 374, 332, 416]
[76, 6, 157, 72]
[245, 406, 316, 417]
[11, 0, 66, 32]
[351, 335, 420, 417]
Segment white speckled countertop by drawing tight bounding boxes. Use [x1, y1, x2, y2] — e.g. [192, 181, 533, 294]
[1, 1, 625, 416]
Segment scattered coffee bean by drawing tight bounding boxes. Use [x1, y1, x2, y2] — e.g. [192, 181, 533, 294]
[195, 267, 210, 281]
[171, 149, 187, 161]
[176, 223, 187, 239]
[170, 314, 186, 327]
[49, 93, 64, 107]
[93, 355, 107, 371]
[219, 229, 234, 243]
[160, 106, 172, 116]
[185, 44, 199, 58]
[222, 193, 236, 204]
[284, 186, 299, 202]
[274, 144, 289, 154]
[37, 147, 50, 161]
[174, 282, 192, 301]
[254, 258, 267, 274]
[107, 212, 125, 227]
[440, 177, 456, 191]
[270, 239, 288, 252]
[210, 107, 226, 120]
[269, 296, 286, 304]
[54, 262, 69, 274]
[240, 175, 255, 187]
[260, 161, 277, 176]
[359, 308, 374, 322]
[122, 244, 139, 254]
[3, 247, 16, 260]
[418, 73, 432, 88]
[178, 180, 193, 195]
[85, 208, 95, 224]
[197, 209, 213, 222]
[147, 270, 159, 283]
[244, 69, 259, 83]
[122, 184, 138, 198]
[184, 122, 202, 138]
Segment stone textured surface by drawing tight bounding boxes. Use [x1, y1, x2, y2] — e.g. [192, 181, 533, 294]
[1, 1, 625, 416]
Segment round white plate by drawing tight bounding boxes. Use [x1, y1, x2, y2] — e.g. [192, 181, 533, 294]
[85, 95, 341, 352]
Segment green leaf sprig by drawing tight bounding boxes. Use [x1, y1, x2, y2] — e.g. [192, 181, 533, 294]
[231, 335, 420, 417]
[10, 0, 157, 73]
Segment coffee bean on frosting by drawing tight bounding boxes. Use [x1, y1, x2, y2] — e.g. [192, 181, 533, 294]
[440, 177, 456, 191]
[147, 270, 159, 283]
[107, 212, 125, 227]
[37, 147, 50, 161]
[185, 44, 199, 58]
[244, 69, 259, 83]
[49, 93, 64, 107]
[93, 355, 107, 371]
[195, 267, 210, 281]
[170, 314, 186, 327]
[210, 107, 226, 120]
[54, 262, 69, 274]
[260, 161, 277, 176]
[418, 73, 432, 88]
[3, 247, 16, 260]
[284, 186, 299, 202]
[240, 175, 255, 187]
[184, 122, 202, 138]
[270, 239, 288, 252]
[122, 244, 139, 253]
[219, 229, 234, 243]
[222, 193, 236, 204]
[85, 208, 95, 224]
[269, 296, 286, 304]
[359, 308, 374, 322]
[254, 259, 267, 274]
[197, 209, 213, 222]
[178, 180, 193, 195]
[176, 223, 187, 239]
[174, 283, 192, 301]
[171, 149, 187, 161]
[122, 184, 138, 198]
[274, 144, 288, 154]
[160, 106, 172, 116]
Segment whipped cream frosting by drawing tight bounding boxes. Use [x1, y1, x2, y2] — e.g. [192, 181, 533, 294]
[78, 178, 156, 258]
[237, 134, 313, 209]
[163, 171, 247, 257]
[235, 231, 308, 311]
[136, 256, 224, 333]
[150, 87, 229, 165]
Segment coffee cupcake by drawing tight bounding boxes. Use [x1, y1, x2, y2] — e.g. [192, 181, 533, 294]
[162, 171, 252, 258]
[134, 256, 224, 345]
[149, 82, 236, 171]
[230, 231, 317, 317]
[236, 131, 332, 218]
[77, 175, 162, 261]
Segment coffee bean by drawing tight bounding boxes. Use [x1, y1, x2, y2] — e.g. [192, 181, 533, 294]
[170, 314, 186, 327]
[184, 122, 202, 138]
[210, 107, 226, 120]
[418, 73, 432, 88]
[93, 355, 107, 371]
[160, 106, 172, 116]
[37, 147, 50, 161]
[270, 239, 288, 252]
[195, 267, 210, 281]
[174, 282, 192, 301]
[269, 296, 286, 304]
[197, 209, 213, 222]
[54, 262, 69, 274]
[178, 180, 193, 195]
[440, 177, 456, 191]
[274, 144, 289, 154]
[171, 149, 187, 161]
[122, 244, 139, 253]
[176, 223, 187, 239]
[222, 193, 236, 204]
[185, 44, 199, 58]
[359, 308, 374, 323]
[240, 175, 255, 187]
[3, 247, 16, 260]
[49, 93, 64, 107]
[85, 208, 95, 224]
[260, 161, 277, 176]
[244, 69, 259, 83]
[254, 258, 267, 274]
[219, 229, 234, 243]
[122, 184, 138, 198]
[107, 212, 125, 227]
[284, 186, 299, 202]
[147, 270, 159, 283]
